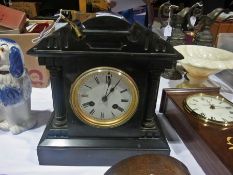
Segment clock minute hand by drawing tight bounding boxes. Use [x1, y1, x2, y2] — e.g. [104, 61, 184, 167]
[105, 78, 122, 98]
[102, 78, 122, 102]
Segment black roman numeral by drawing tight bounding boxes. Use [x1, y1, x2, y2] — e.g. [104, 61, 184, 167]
[200, 113, 205, 117]
[120, 89, 127, 93]
[112, 104, 124, 112]
[211, 117, 216, 120]
[90, 109, 95, 115]
[222, 118, 228, 122]
[84, 84, 92, 89]
[82, 101, 95, 108]
[121, 99, 129, 102]
[190, 103, 196, 105]
[106, 72, 112, 83]
[100, 112, 104, 119]
[117, 106, 124, 112]
[94, 76, 100, 84]
[82, 102, 90, 108]
[81, 94, 88, 98]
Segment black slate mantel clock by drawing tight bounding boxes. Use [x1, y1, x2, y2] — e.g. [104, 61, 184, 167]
[28, 13, 183, 166]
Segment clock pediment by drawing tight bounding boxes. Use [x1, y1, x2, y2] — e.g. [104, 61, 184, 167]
[28, 13, 183, 61]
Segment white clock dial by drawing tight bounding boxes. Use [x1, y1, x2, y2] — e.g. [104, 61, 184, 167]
[70, 67, 139, 128]
[185, 93, 233, 126]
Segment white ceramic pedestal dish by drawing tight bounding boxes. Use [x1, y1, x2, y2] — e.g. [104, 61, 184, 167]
[174, 45, 233, 88]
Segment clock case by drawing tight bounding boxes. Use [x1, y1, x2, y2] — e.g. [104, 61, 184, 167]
[28, 14, 182, 166]
[160, 88, 233, 175]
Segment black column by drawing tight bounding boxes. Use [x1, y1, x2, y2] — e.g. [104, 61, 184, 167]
[142, 70, 161, 129]
[50, 67, 67, 127]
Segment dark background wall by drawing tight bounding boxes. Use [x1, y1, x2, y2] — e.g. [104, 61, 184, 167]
[156, 0, 232, 13]
[0, 0, 232, 16]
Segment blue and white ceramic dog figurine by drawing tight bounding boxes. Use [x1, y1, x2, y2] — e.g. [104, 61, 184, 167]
[0, 38, 36, 134]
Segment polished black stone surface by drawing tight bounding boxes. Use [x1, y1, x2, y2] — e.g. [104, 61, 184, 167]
[28, 13, 183, 166]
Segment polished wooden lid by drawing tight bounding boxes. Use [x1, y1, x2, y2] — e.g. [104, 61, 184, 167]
[105, 154, 190, 175]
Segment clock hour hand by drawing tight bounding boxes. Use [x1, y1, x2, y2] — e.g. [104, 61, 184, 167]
[212, 105, 231, 109]
[104, 73, 112, 96]
[102, 74, 112, 102]
[202, 104, 229, 109]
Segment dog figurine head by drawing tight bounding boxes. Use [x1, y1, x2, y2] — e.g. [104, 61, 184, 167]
[0, 38, 35, 134]
[0, 38, 24, 78]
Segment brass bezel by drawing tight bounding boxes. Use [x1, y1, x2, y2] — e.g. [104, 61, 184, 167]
[70, 67, 139, 128]
[184, 93, 233, 127]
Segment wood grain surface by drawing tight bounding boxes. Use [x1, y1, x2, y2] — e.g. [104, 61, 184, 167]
[105, 154, 190, 175]
[160, 88, 233, 175]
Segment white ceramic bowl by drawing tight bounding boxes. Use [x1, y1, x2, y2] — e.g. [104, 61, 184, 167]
[174, 45, 233, 87]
